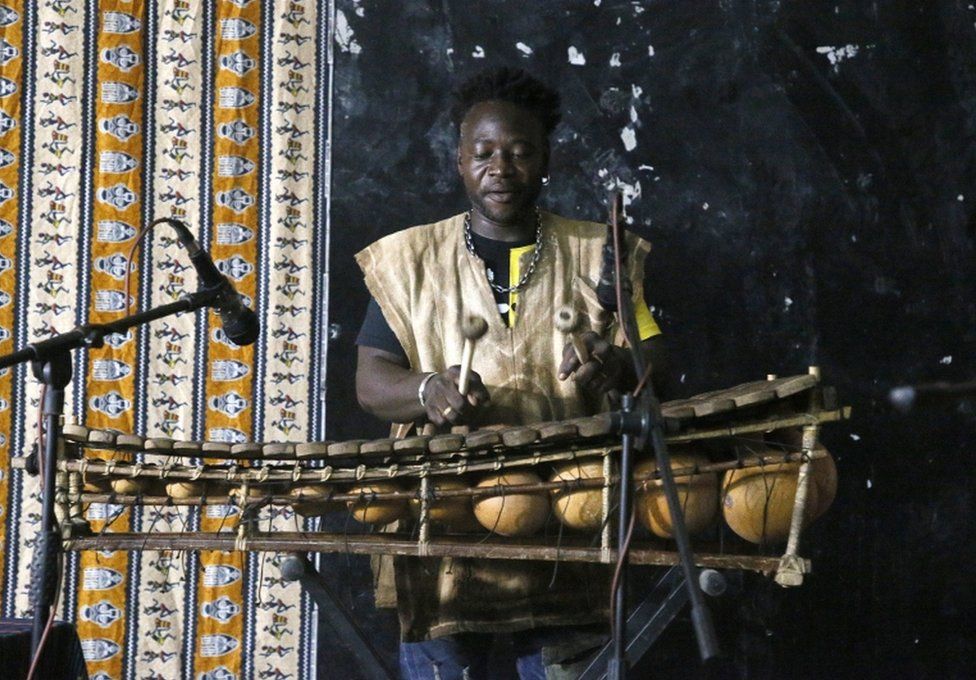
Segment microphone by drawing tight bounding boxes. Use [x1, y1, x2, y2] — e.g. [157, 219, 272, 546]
[187, 241, 260, 346]
[889, 379, 976, 412]
[159, 218, 260, 346]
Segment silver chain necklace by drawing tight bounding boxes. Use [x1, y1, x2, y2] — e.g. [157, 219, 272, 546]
[463, 209, 544, 295]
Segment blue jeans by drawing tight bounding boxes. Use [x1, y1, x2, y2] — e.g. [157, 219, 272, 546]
[398, 626, 607, 680]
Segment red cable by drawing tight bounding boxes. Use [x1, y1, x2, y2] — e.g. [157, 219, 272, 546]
[26, 550, 63, 680]
[607, 192, 639, 636]
[609, 507, 637, 639]
[25, 605, 56, 680]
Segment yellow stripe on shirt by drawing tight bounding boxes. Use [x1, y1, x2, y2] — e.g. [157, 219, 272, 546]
[509, 243, 661, 339]
[635, 301, 661, 340]
[507, 244, 534, 326]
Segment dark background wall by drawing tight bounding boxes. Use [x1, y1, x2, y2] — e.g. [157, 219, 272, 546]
[322, 1, 976, 677]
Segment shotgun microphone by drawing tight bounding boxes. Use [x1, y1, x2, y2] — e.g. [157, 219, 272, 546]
[596, 192, 627, 311]
[889, 379, 976, 412]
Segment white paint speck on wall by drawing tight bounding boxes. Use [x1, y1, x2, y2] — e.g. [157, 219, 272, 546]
[609, 52, 621, 67]
[568, 46, 586, 66]
[602, 177, 642, 211]
[516, 42, 533, 56]
[815, 44, 860, 72]
[648, 45, 655, 57]
[334, 10, 362, 55]
[620, 126, 637, 151]
[472, 45, 485, 58]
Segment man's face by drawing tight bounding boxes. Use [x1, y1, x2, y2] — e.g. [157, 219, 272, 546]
[457, 100, 549, 228]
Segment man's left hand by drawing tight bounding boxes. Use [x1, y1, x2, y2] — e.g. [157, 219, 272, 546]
[558, 330, 624, 395]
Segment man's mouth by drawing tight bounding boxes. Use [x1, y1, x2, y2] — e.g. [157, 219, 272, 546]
[485, 190, 517, 203]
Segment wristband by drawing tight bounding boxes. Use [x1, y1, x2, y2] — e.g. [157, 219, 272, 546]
[417, 372, 437, 408]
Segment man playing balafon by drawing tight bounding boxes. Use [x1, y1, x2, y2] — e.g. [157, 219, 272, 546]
[355, 66, 668, 679]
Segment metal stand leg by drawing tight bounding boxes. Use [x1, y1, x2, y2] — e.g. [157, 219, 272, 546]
[281, 554, 395, 680]
[29, 351, 72, 657]
[609, 394, 638, 680]
[579, 567, 690, 680]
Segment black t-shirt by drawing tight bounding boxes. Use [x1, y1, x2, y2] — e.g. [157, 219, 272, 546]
[356, 230, 535, 360]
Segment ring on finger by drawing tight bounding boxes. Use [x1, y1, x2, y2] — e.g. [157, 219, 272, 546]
[442, 406, 455, 418]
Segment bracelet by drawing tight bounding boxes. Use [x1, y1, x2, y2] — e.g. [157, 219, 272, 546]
[417, 372, 437, 408]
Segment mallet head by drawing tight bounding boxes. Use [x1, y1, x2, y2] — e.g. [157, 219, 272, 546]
[555, 305, 580, 334]
[462, 315, 488, 341]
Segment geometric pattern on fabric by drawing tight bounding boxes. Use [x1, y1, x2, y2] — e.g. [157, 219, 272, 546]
[0, 2, 328, 677]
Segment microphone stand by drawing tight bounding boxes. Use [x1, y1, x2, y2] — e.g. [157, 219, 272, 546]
[0, 286, 228, 659]
[604, 200, 721, 679]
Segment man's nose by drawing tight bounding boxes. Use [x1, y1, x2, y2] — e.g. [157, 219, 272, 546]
[488, 152, 515, 176]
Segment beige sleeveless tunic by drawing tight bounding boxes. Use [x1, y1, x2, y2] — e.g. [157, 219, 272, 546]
[356, 211, 651, 640]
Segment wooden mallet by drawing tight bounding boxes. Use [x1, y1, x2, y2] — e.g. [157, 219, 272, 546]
[555, 305, 589, 365]
[458, 315, 488, 396]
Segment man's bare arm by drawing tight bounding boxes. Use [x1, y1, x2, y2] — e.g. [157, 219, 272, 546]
[356, 345, 490, 426]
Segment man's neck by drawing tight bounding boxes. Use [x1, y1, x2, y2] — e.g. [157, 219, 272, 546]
[470, 229, 535, 248]
[469, 209, 536, 243]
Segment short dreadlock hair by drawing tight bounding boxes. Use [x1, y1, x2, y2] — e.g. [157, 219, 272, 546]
[451, 67, 561, 136]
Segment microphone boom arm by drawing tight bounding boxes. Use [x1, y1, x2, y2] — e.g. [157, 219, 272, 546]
[0, 288, 222, 370]
[0, 284, 228, 662]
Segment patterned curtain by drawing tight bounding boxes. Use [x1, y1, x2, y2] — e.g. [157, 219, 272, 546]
[0, 1, 331, 678]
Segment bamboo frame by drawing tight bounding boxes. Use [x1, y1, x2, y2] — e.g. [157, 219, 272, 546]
[70, 448, 830, 507]
[40, 375, 846, 585]
[63, 530, 803, 574]
[34, 407, 848, 489]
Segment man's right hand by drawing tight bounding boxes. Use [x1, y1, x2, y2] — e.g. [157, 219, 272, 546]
[421, 365, 490, 426]
[357, 346, 494, 425]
